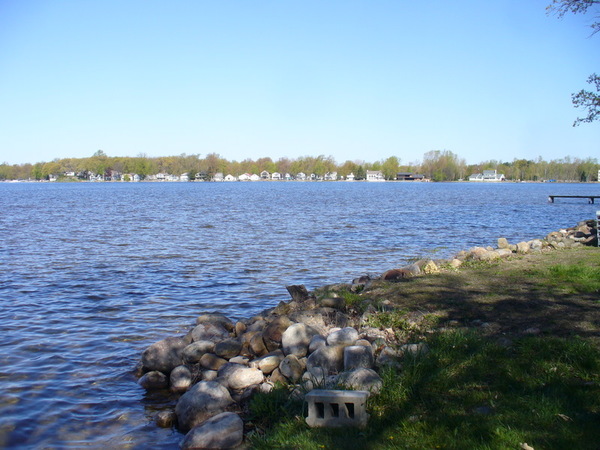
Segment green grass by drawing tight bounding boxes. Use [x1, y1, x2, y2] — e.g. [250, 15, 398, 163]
[542, 263, 600, 294]
[248, 331, 600, 449]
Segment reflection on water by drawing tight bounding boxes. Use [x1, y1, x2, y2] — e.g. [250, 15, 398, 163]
[0, 181, 595, 448]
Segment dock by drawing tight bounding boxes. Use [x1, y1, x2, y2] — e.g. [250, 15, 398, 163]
[548, 195, 600, 204]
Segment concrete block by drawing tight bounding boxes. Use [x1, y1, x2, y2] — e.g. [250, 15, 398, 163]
[305, 389, 369, 428]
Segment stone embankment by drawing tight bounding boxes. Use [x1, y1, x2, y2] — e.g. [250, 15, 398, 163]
[136, 219, 598, 449]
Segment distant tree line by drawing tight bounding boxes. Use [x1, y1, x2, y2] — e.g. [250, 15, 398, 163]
[0, 149, 598, 182]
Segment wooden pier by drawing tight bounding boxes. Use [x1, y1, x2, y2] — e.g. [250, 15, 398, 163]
[548, 195, 600, 204]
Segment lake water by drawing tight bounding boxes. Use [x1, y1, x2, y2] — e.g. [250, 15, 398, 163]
[0, 181, 597, 448]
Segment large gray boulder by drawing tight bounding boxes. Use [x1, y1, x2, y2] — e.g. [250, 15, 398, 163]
[327, 327, 358, 347]
[338, 368, 383, 395]
[218, 364, 264, 390]
[182, 340, 215, 363]
[344, 345, 374, 371]
[175, 381, 235, 431]
[214, 338, 242, 360]
[250, 351, 284, 374]
[170, 365, 193, 393]
[279, 354, 304, 383]
[306, 345, 344, 375]
[191, 323, 230, 342]
[196, 313, 235, 332]
[181, 412, 243, 449]
[262, 316, 293, 352]
[141, 336, 190, 373]
[138, 370, 168, 390]
[282, 322, 320, 357]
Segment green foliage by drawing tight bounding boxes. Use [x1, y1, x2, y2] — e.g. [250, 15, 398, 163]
[247, 384, 303, 433]
[1, 149, 598, 182]
[548, 1, 600, 125]
[572, 73, 600, 126]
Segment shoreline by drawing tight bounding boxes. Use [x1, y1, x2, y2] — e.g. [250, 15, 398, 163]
[135, 218, 599, 447]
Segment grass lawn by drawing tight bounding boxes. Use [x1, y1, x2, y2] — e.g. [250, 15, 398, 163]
[247, 247, 600, 449]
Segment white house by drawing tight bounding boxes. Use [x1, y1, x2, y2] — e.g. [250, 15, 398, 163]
[346, 172, 355, 181]
[224, 174, 237, 181]
[324, 171, 338, 181]
[271, 172, 282, 180]
[213, 172, 224, 182]
[468, 169, 505, 182]
[366, 170, 385, 182]
[238, 173, 250, 181]
[296, 172, 307, 181]
[250, 174, 261, 181]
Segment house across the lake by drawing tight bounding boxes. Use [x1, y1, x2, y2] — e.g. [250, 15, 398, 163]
[366, 170, 385, 182]
[396, 172, 427, 181]
[468, 169, 505, 182]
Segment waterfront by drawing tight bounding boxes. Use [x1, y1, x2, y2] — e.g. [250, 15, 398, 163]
[0, 181, 597, 448]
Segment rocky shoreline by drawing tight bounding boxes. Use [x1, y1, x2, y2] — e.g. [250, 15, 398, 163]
[135, 219, 598, 449]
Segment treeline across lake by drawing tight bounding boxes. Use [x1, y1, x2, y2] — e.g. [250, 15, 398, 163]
[1, 150, 598, 182]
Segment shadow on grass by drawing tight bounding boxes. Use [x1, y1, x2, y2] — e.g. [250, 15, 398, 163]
[250, 332, 600, 449]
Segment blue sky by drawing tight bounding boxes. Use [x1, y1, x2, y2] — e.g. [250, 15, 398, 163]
[0, 0, 598, 166]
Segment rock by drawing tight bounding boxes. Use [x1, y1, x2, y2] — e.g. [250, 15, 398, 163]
[202, 369, 218, 381]
[175, 381, 235, 432]
[196, 313, 235, 332]
[224, 366, 264, 390]
[199, 353, 228, 371]
[497, 237, 509, 249]
[344, 345, 374, 371]
[327, 327, 359, 347]
[217, 363, 264, 391]
[181, 412, 243, 449]
[229, 355, 250, 365]
[382, 267, 415, 281]
[320, 297, 346, 309]
[214, 338, 243, 360]
[282, 322, 321, 357]
[516, 241, 530, 254]
[141, 336, 190, 374]
[156, 410, 177, 428]
[468, 247, 489, 260]
[338, 368, 383, 395]
[170, 365, 193, 393]
[251, 352, 284, 374]
[182, 340, 215, 363]
[234, 321, 246, 336]
[262, 316, 293, 352]
[286, 284, 310, 301]
[450, 258, 463, 269]
[247, 331, 268, 356]
[191, 323, 230, 343]
[306, 345, 345, 375]
[279, 354, 304, 383]
[479, 250, 501, 261]
[496, 248, 513, 258]
[138, 370, 169, 390]
[308, 334, 327, 354]
[420, 260, 439, 274]
[376, 346, 402, 369]
[530, 239, 543, 250]
[269, 368, 288, 384]
[245, 318, 267, 333]
[400, 343, 430, 357]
